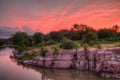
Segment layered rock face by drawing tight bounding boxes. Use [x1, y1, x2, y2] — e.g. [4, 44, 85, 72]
[95, 48, 120, 78]
[34, 50, 75, 68]
[14, 48, 120, 78]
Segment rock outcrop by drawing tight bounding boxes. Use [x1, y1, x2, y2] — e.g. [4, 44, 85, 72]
[14, 48, 120, 78]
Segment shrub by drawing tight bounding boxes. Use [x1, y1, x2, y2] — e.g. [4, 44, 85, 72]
[16, 46, 26, 53]
[46, 39, 56, 45]
[21, 53, 36, 60]
[60, 39, 78, 49]
[40, 47, 48, 57]
[52, 46, 59, 55]
[38, 41, 46, 47]
[82, 31, 98, 45]
[83, 43, 88, 51]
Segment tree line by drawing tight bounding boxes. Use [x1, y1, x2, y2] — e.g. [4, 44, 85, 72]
[10, 24, 120, 49]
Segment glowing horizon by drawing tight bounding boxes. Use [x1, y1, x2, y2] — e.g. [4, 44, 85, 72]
[0, 0, 120, 34]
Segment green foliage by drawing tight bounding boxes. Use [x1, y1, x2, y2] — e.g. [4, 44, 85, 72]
[83, 43, 88, 51]
[12, 32, 34, 47]
[48, 31, 60, 41]
[60, 38, 78, 49]
[16, 46, 25, 53]
[105, 37, 120, 42]
[61, 37, 69, 42]
[33, 32, 44, 45]
[46, 39, 56, 45]
[38, 40, 46, 47]
[52, 46, 59, 55]
[40, 47, 48, 57]
[97, 29, 117, 39]
[10, 24, 120, 50]
[21, 53, 36, 60]
[82, 31, 98, 45]
[27, 36, 35, 46]
[37, 39, 56, 47]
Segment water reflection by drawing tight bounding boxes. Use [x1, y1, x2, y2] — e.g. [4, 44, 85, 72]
[0, 48, 118, 80]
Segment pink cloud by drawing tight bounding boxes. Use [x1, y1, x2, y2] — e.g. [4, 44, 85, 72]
[0, 0, 120, 33]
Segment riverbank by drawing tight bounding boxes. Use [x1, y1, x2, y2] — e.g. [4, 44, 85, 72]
[13, 47, 120, 78]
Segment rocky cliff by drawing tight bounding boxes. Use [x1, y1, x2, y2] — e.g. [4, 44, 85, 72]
[13, 48, 120, 78]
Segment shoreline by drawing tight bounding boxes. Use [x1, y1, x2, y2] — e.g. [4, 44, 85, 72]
[13, 47, 120, 78]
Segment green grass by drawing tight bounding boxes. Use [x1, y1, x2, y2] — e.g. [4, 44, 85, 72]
[98, 39, 119, 44]
[21, 53, 37, 60]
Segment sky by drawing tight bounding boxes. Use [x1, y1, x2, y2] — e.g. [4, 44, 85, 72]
[0, 0, 120, 38]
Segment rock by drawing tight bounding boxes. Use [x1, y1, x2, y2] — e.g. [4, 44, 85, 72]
[23, 60, 33, 65]
[96, 62, 103, 72]
[77, 50, 85, 60]
[76, 60, 88, 69]
[53, 60, 72, 68]
[45, 60, 52, 68]
[14, 48, 120, 78]
[88, 49, 97, 60]
[45, 50, 54, 58]
[35, 56, 44, 66]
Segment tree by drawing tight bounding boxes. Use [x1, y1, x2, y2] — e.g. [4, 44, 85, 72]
[27, 36, 35, 46]
[33, 32, 44, 45]
[112, 25, 120, 32]
[60, 38, 78, 49]
[71, 24, 96, 40]
[82, 31, 98, 45]
[47, 31, 59, 41]
[97, 29, 117, 39]
[11, 32, 31, 47]
[72, 24, 95, 32]
[73, 23, 79, 30]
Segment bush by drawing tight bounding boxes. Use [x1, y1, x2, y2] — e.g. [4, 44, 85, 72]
[52, 46, 59, 55]
[12, 32, 32, 47]
[40, 47, 48, 57]
[46, 39, 56, 45]
[16, 46, 26, 53]
[21, 53, 36, 60]
[38, 41, 46, 47]
[60, 39, 78, 49]
[82, 31, 98, 45]
[38, 40, 56, 47]
[83, 43, 88, 51]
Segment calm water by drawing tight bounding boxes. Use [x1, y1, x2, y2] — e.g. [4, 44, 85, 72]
[0, 47, 118, 80]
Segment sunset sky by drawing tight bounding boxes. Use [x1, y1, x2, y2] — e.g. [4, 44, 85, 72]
[0, 0, 120, 37]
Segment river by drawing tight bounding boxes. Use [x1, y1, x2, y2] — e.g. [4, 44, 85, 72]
[0, 47, 117, 80]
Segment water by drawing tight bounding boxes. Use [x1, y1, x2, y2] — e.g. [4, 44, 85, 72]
[0, 47, 117, 80]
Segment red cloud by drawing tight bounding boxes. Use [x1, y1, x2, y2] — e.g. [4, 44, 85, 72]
[0, 0, 120, 33]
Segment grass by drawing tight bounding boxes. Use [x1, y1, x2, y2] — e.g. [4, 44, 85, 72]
[18, 39, 120, 55]
[19, 39, 120, 61]
[21, 53, 37, 60]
